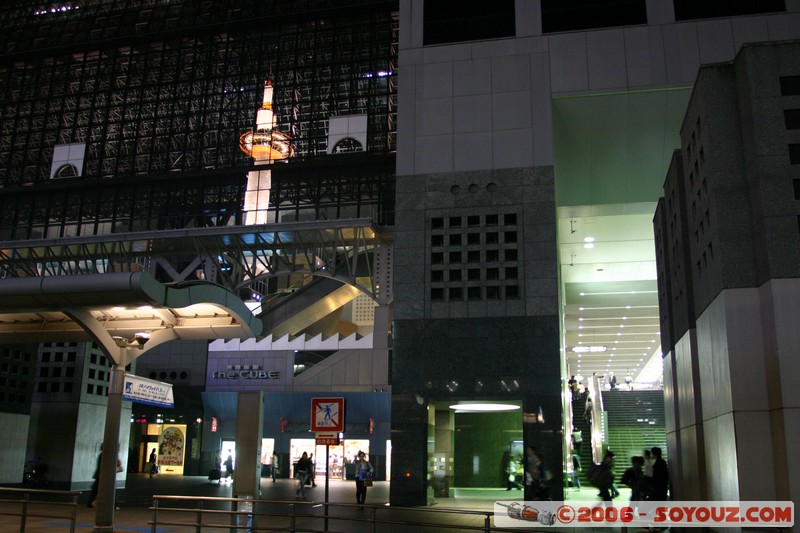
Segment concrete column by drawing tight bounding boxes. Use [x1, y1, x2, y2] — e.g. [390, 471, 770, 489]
[373, 306, 392, 349]
[233, 391, 264, 499]
[93, 364, 125, 533]
[432, 408, 454, 498]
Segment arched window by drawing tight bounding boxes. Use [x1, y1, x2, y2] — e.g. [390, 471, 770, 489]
[53, 163, 79, 178]
[332, 137, 364, 154]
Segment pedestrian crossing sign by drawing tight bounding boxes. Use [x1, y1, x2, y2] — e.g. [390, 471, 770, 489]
[311, 397, 345, 432]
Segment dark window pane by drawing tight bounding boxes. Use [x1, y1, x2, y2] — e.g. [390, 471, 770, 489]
[449, 216, 462, 228]
[449, 251, 462, 263]
[431, 288, 445, 300]
[449, 234, 462, 245]
[780, 76, 800, 96]
[468, 287, 482, 300]
[467, 251, 480, 262]
[794, 180, 800, 200]
[784, 109, 800, 130]
[432, 252, 444, 264]
[449, 269, 462, 281]
[468, 268, 481, 281]
[504, 231, 517, 243]
[487, 286, 501, 299]
[431, 218, 444, 229]
[542, 0, 647, 33]
[467, 233, 480, 244]
[424, 0, 515, 45]
[432, 270, 444, 282]
[486, 250, 499, 262]
[790, 144, 800, 165]
[505, 249, 518, 261]
[505, 285, 519, 299]
[504, 213, 517, 225]
[432, 235, 444, 247]
[449, 287, 463, 300]
[467, 216, 480, 226]
[674, 0, 785, 21]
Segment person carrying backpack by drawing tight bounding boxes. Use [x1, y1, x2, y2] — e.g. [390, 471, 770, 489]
[589, 451, 615, 501]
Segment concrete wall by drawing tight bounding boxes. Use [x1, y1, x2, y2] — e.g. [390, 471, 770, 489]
[0, 412, 29, 484]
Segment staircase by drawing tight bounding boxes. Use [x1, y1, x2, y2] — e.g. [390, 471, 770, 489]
[601, 389, 667, 482]
[570, 394, 594, 485]
[571, 390, 666, 484]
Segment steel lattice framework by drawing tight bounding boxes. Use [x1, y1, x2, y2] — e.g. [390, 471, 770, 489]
[0, 218, 390, 303]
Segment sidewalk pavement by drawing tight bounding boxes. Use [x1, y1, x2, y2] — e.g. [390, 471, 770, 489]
[0, 474, 636, 532]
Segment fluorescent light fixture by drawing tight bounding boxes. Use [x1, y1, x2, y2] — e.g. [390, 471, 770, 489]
[572, 346, 608, 353]
[449, 403, 520, 412]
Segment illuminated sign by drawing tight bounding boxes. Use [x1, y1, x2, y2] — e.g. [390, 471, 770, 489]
[123, 374, 174, 408]
[311, 397, 345, 433]
[211, 364, 280, 380]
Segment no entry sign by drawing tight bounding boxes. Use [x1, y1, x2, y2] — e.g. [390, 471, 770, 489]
[310, 397, 345, 433]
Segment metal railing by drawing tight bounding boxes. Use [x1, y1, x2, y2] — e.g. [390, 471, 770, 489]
[0, 487, 80, 533]
[149, 495, 529, 533]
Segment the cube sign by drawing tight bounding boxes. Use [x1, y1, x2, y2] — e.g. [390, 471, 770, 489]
[311, 397, 345, 433]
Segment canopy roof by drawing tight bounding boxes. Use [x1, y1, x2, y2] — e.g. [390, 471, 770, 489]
[0, 272, 262, 365]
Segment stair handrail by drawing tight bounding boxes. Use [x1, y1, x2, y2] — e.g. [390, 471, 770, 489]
[587, 373, 606, 465]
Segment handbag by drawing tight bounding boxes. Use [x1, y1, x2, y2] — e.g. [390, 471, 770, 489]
[364, 477, 373, 487]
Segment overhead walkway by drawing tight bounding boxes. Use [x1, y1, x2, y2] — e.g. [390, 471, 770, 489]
[0, 218, 388, 302]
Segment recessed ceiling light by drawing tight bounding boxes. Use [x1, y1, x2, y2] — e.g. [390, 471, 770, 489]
[584, 243, 595, 249]
[449, 403, 520, 412]
[584, 237, 595, 243]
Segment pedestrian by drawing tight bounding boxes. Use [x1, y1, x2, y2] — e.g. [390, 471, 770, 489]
[572, 427, 583, 456]
[224, 452, 234, 483]
[354, 451, 374, 506]
[650, 447, 669, 500]
[309, 453, 317, 487]
[643, 448, 654, 478]
[570, 453, 582, 489]
[568, 375, 579, 400]
[87, 451, 122, 509]
[529, 451, 552, 500]
[148, 449, 158, 478]
[214, 450, 223, 484]
[589, 451, 615, 502]
[295, 452, 312, 498]
[621, 456, 644, 501]
[271, 453, 278, 482]
[522, 446, 538, 501]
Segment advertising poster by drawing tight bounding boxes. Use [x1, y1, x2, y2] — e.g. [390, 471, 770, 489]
[157, 424, 187, 475]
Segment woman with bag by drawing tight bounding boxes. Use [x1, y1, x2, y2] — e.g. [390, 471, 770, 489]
[149, 449, 158, 478]
[354, 451, 374, 506]
[294, 452, 312, 498]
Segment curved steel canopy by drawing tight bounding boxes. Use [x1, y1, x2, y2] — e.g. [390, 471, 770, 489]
[0, 271, 262, 366]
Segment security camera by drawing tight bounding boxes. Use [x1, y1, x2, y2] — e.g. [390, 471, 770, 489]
[134, 332, 151, 346]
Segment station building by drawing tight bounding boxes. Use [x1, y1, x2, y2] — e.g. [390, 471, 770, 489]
[0, 0, 798, 510]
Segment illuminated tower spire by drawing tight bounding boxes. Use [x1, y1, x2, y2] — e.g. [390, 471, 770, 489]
[240, 80, 294, 226]
[239, 80, 293, 163]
